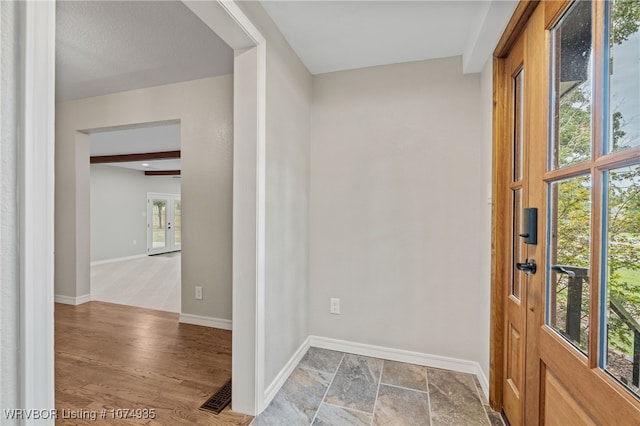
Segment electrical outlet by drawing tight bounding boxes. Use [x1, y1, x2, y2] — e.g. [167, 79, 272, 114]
[195, 286, 203, 300]
[330, 298, 340, 314]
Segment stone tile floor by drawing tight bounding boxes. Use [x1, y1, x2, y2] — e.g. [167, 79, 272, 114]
[252, 347, 505, 426]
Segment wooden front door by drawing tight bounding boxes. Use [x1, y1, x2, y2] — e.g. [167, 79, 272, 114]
[493, 1, 640, 424]
[499, 25, 530, 426]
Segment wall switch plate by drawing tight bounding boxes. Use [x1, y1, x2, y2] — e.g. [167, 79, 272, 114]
[195, 286, 203, 300]
[330, 298, 340, 314]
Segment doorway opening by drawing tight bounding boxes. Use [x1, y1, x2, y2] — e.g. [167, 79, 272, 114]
[148, 193, 182, 255]
[53, 0, 245, 421]
[88, 121, 183, 313]
[21, 0, 266, 415]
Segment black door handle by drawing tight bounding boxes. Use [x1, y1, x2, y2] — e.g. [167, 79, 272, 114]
[550, 265, 576, 278]
[516, 258, 537, 275]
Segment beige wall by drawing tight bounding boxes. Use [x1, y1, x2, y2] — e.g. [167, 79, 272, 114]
[236, 1, 313, 388]
[310, 57, 489, 370]
[55, 75, 233, 320]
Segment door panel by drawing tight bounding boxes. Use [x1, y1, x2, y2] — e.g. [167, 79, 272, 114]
[543, 368, 596, 426]
[539, 2, 640, 424]
[540, 327, 640, 423]
[495, 1, 640, 424]
[507, 323, 522, 394]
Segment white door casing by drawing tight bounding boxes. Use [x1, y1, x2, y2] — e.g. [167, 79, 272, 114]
[20, 0, 267, 420]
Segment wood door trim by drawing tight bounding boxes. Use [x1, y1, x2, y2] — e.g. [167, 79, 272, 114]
[490, 54, 509, 410]
[544, 0, 574, 30]
[490, 1, 542, 412]
[494, 1, 539, 58]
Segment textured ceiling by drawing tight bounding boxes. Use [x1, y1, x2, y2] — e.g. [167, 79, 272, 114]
[56, 1, 517, 102]
[56, 0, 233, 102]
[89, 122, 180, 156]
[60, 1, 518, 169]
[260, 0, 518, 75]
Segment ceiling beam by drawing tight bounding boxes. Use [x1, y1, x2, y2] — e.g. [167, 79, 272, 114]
[90, 150, 181, 164]
[144, 170, 181, 176]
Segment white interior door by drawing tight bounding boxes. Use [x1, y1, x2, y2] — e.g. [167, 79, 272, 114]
[147, 192, 181, 255]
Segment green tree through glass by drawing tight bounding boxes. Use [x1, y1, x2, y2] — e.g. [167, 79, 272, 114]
[556, 0, 640, 359]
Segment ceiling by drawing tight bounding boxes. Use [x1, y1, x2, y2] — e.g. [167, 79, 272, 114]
[56, 0, 233, 102]
[56, 1, 518, 103]
[260, 0, 519, 74]
[59, 1, 518, 164]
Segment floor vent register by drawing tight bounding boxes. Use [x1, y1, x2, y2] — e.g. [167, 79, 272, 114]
[200, 380, 232, 415]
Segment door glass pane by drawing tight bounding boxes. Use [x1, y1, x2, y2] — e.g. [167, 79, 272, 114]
[547, 175, 592, 354]
[514, 69, 524, 182]
[603, 165, 640, 396]
[550, 0, 593, 170]
[608, 0, 640, 153]
[512, 188, 523, 299]
[174, 200, 181, 248]
[152, 199, 167, 249]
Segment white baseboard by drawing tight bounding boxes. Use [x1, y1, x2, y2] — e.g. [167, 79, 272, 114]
[309, 336, 489, 398]
[179, 313, 232, 330]
[54, 294, 91, 305]
[90, 254, 147, 266]
[263, 336, 311, 408]
[475, 363, 489, 398]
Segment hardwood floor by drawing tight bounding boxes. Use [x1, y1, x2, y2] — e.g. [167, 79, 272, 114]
[55, 302, 252, 425]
